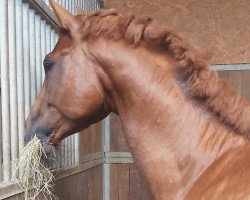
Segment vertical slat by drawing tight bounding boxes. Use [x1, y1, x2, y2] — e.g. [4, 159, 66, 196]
[65, 138, 69, 166]
[58, 0, 62, 7]
[94, 0, 97, 10]
[85, 0, 88, 12]
[103, 116, 110, 200]
[35, 15, 42, 93]
[8, 0, 19, 177]
[61, 139, 66, 167]
[46, 24, 51, 54]
[55, 33, 59, 44]
[0, 0, 11, 182]
[23, 3, 31, 119]
[129, 164, 142, 200]
[72, 0, 75, 15]
[50, 28, 55, 51]
[118, 164, 129, 200]
[241, 71, 250, 100]
[44, 0, 49, 6]
[80, 0, 83, 10]
[69, 136, 73, 165]
[71, 135, 75, 164]
[110, 164, 118, 200]
[54, 31, 57, 46]
[69, 136, 72, 165]
[97, 0, 101, 9]
[69, 0, 72, 13]
[0, 35, 2, 182]
[41, 20, 46, 83]
[74, 133, 79, 164]
[16, 0, 25, 153]
[29, 9, 37, 104]
[62, 0, 66, 8]
[64, 138, 67, 167]
[67, 137, 70, 166]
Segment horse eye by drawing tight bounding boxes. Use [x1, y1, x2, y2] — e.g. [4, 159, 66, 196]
[43, 59, 54, 73]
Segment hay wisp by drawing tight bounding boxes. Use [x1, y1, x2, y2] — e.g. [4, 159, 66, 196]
[14, 136, 58, 200]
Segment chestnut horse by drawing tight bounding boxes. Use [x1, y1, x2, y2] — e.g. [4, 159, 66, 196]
[24, 0, 250, 199]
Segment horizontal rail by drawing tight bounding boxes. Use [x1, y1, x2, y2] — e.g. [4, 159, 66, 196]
[0, 151, 133, 199]
[24, 0, 104, 28]
[0, 153, 104, 199]
[56, 158, 103, 180]
[24, 0, 59, 28]
[105, 152, 134, 164]
[211, 64, 250, 71]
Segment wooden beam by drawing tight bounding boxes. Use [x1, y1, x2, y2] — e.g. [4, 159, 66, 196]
[105, 152, 134, 164]
[56, 159, 103, 180]
[0, 157, 103, 199]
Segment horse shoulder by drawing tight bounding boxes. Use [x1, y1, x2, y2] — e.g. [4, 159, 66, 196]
[185, 145, 250, 200]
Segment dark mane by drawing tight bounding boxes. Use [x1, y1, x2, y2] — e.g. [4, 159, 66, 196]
[76, 9, 250, 137]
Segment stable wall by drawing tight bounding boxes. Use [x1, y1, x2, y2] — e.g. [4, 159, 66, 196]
[105, 0, 250, 64]
[104, 1, 250, 199]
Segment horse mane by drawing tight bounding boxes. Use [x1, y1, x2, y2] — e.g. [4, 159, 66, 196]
[76, 9, 250, 137]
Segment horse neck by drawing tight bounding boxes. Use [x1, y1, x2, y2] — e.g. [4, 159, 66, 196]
[90, 39, 247, 197]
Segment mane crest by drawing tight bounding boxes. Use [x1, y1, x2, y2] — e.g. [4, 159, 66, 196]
[77, 9, 250, 137]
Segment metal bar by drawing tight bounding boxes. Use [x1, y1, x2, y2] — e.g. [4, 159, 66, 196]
[29, 9, 37, 104]
[16, 0, 25, 153]
[0, 0, 11, 182]
[46, 24, 51, 54]
[61, 139, 65, 167]
[65, 138, 69, 166]
[58, 0, 62, 7]
[72, 0, 75, 15]
[69, 137, 72, 165]
[72, 135, 75, 164]
[86, 0, 89, 12]
[95, 0, 97, 10]
[35, 15, 42, 94]
[65, 0, 69, 10]
[74, 133, 79, 164]
[103, 116, 110, 200]
[41, 20, 46, 83]
[211, 64, 250, 71]
[80, 0, 83, 10]
[62, 0, 66, 8]
[69, 136, 73, 165]
[24, 0, 59, 28]
[44, 0, 49, 6]
[50, 28, 55, 51]
[23, 3, 31, 119]
[53, 31, 57, 47]
[69, 0, 72, 13]
[0, 40, 2, 182]
[66, 137, 70, 166]
[8, 0, 19, 177]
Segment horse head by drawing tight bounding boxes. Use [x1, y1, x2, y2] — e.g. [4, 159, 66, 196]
[24, 0, 111, 148]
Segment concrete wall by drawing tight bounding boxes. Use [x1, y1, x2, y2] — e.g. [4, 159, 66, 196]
[104, 0, 250, 64]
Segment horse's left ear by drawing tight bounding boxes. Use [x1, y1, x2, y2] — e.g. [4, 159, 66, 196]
[49, 0, 78, 33]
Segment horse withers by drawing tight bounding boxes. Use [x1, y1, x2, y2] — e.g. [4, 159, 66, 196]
[24, 0, 250, 199]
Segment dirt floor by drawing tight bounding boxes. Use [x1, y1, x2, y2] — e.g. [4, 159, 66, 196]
[104, 0, 250, 64]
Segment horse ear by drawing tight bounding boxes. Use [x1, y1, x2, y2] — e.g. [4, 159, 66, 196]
[77, 7, 85, 15]
[49, 0, 78, 31]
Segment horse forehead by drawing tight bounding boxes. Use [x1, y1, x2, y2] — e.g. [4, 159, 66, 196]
[51, 34, 75, 55]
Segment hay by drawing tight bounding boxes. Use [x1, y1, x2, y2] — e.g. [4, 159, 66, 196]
[14, 136, 58, 200]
